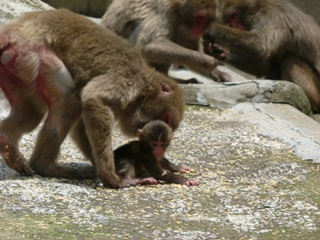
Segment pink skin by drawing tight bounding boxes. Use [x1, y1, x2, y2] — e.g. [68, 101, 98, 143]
[150, 141, 166, 160]
[189, 11, 209, 38]
[184, 180, 199, 186]
[133, 177, 158, 185]
[228, 11, 247, 31]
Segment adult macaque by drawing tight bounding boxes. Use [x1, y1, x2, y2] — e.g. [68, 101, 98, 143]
[114, 120, 198, 186]
[101, 0, 231, 83]
[0, 9, 185, 188]
[203, 0, 320, 113]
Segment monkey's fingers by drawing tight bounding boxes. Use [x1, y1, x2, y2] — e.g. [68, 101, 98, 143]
[210, 69, 232, 82]
[185, 180, 199, 186]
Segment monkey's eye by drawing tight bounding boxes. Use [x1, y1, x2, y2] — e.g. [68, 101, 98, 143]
[150, 143, 158, 149]
[160, 143, 167, 148]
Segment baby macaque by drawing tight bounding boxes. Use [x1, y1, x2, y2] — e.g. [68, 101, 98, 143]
[114, 120, 198, 186]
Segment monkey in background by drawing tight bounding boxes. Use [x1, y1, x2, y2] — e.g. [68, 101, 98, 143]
[114, 120, 198, 186]
[101, 0, 231, 83]
[203, 0, 320, 113]
[0, 9, 185, 188]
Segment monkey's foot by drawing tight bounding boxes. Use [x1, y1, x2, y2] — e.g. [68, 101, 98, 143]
[133, 177, 158, 185]
[0, 133, 33, 176]
[184, 179, 199, 186]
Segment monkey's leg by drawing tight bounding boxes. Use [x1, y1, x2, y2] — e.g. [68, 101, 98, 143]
[0, 98, 44, 176]
[281, 54, 320, 113]
[29, 91, 96, 179]
[26, 49, 96, 178]
[70, 118, 95, 165]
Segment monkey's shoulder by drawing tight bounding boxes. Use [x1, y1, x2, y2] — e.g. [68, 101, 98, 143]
[114, 141, 144, 158]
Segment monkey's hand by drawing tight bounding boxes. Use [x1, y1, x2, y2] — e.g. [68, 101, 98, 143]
[208, 43, 229, 61]
[210, 68, 232, 82]
[202, 31, 229, 61]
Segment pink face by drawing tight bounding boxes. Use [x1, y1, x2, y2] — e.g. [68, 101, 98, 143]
[189, 11, 209, 38]
[227, 10, 247, 31]
[150, 141, 167, 160]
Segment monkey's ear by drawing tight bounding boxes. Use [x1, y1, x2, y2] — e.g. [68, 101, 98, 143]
[161, 83, 173, 95]
[137, 129, 142, 140]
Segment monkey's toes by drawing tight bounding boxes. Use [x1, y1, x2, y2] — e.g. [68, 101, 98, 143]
[185, 180, 199, 186]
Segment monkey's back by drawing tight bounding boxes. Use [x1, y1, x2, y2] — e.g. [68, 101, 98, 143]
[1, 9, 148, 86]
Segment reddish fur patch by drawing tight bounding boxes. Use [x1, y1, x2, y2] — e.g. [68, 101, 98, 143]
[35, 76, 51, 106]
[189, 11, 208, 37]
[228, 11, 247, 31]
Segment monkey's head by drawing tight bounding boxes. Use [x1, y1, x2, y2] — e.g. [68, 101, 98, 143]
[119, 72, 185, 137]
[176, 0, 219, 39]
[138, 120, 172, 160]
[222, 0, 261, 30]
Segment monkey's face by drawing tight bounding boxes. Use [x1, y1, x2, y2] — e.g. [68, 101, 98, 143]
[119, 77, 184, 137]
[140, 120, 172, 161]
[176, 0, 219, 39]
[222, 0, 259, 30]
[140, 82, 185, 132]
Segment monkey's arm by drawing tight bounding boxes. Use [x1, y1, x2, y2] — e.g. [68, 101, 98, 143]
[141, 40, 227, 80]
[142, 157, 197, 186]
[203, 24, 271, 77]
[160, 157, 191, 173]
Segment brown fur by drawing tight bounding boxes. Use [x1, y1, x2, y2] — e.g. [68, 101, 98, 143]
[114, 120, 198, 186]
[101, 0, 231, 83]
[0, 9, 185, 188]
[203, 0, 320, 113]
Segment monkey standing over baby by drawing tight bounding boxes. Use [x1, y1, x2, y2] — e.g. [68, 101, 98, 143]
[101, 0, 231, 83]
[114, 120, 198, 186]
[203, 0, 320, 113]
[0, 9, 186, 188]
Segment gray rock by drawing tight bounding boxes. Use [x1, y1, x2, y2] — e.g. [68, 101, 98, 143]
[181, 80, 313, 116]
[0, 0, 52, 23]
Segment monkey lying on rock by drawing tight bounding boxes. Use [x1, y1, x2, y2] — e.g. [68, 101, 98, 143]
[101, 0, 231, 83]
[114, 120, 198, 186]
[203, 0, 320, 113]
